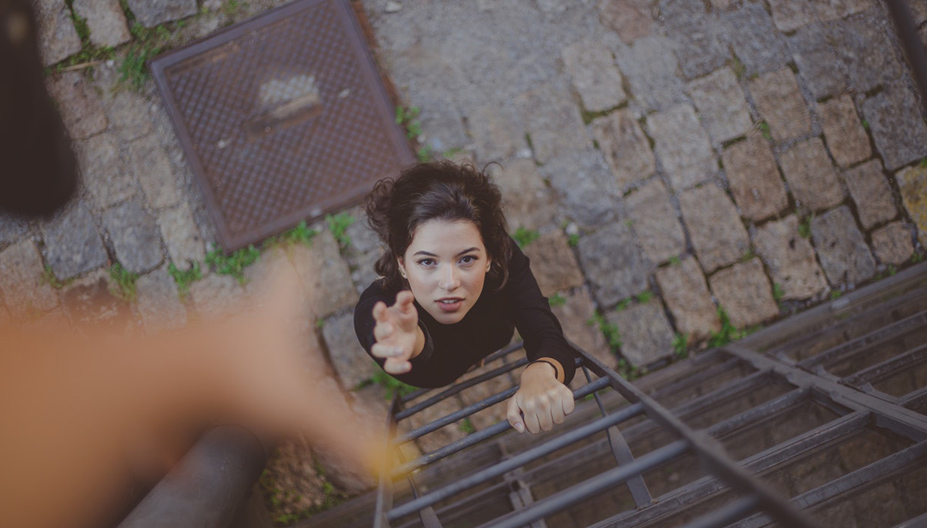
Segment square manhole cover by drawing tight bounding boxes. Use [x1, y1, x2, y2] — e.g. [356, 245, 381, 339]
[150, 0, 413, 251]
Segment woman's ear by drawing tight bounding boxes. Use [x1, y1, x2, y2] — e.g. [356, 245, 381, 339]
[486, 258, 492, 273]
[397, 257, 407, 279]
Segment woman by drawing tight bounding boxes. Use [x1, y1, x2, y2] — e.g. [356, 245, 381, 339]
[353, 161, 577, 434]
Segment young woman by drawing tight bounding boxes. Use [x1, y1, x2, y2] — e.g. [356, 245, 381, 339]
[353, 161, 577, 434]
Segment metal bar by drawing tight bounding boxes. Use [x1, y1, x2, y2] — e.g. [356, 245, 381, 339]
[474, 440, 690, 528]
[388, 402, 645, 520]
[842, 342, 927, 388]
[395, 386, 519, 444]
[392, 377, 612, 477]
[886, 0, 927, 111]
[798, 310, 927, 370]
[680, 495, 761, 528]
[374, 397, 402, 528]
[396, 357, 529, 421]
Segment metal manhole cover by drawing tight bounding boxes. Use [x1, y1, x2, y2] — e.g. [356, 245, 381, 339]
[150, 0, 413, 250]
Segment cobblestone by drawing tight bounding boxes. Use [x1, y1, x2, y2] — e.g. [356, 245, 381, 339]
[323, 310, 378, 391]
[615, 36, 685, 111]
[491, 160, 554, 231]
[843, 160, 897, 230]
[75, 132, 138, 209]
[819, 94, 872, 168]
[811, 206, 876, 285]
[895, 165, 927, 247]
[516, 84, 591, 165]
[606, 300, 674, 366]
[655, 257, 720, 340]
[779, 138, 844, 213]
[723, 4, 790, 77]
[135, 266, 186, 332]
[418, 98, 468, 155]
[159, 203, 206, 267]
[539, 150, 620, 229]
[687, 68, 753, 145]
[753, 216, 828, 301]
[749, 69, 812, 143]
[862, 84, 927, 171]
[102, 199, 164, 274]
[101, 88, 153, 143]
[0, 214, 29, 248]
[576, 223, 650, 308]
[721, 135, 788, 222]
[591, 110, 655, 189]
[871, 222, 915, 266]
[72, 0, 131, 48]
[128, 134, 182, 210]
[661, 1, 727, 80]
[811, 0, 872, 21]
[827, 13, 902, 94]
[60, 269, 131, 332]
[0, 239, 59, 319]
[597, 0, 652, 44]
[457, 364, 516, 431]
[45, 72, 108, 140]
[562, 40, 626, 112]
[40, 201, 108, 280]
[521, 231, 585, 298]
[469, 105, 525, 163]
[188, 272, 246, 319]
[787, 24, 847, 100]
[625, 179, 686, 264]
[647, 104, 715, 191]
[679, 185, 750, 273]
[407, 393, 467, 454]
[34, 0, 82, 66]
[709, 259, 780, 328]
[125, 0, 197, 28]
[768, 0, 816, 32]
[289, 231, 358, 318]
[549, 287, 615, 369]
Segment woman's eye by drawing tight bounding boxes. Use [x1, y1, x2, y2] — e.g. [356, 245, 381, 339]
[418, 258, 436, 266]
[460, 255, 477, 265]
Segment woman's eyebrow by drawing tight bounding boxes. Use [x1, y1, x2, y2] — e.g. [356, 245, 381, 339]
[412, 247, 481, 257]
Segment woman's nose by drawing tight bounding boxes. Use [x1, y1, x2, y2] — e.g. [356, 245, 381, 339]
[439, 265, 460, 290]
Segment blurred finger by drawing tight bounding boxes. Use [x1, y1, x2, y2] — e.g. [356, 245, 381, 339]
[506, 397, 525, 433]
[373, 322, 393, 341]
[371, 343, 404, 359]
[384, 358, 411, 375]
[372, 301, 388, 322]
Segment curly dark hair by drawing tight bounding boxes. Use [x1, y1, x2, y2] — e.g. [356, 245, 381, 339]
[365, 160, 512, 293]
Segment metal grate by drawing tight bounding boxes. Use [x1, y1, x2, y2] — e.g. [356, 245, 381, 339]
[150, 0, 413, 250]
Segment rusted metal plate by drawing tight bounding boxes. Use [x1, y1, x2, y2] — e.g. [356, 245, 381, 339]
[150, 0, 413, 250]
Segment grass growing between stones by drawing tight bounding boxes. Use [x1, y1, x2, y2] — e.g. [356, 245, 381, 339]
[206, 245, 260, 285]
[616, 358, 643, 381]
[365, 369, 418, 399]
[512, 227, 540, 248]
[548, 293, 566, 307]
[325, 213, 355, 248]
[266, 221, 319, 248]
[168, 261, 202, 301]
[118, 44, 159, 91]
[41, 265, 74, 289]
[672, 333, 688, 359]
[588, 312, 621, 352]
[46, 1, 116, 74]
[458, 418, 476, 435]
[706, 307, 761, 348]
[109, 263, 138, 303]
[259, 460, 345, 526]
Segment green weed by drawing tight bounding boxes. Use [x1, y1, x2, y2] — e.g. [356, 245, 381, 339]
[798, 215, 812, 239]
[42, 265, 74, 290]
[512, 227, 540, 248]
[568, 233, 580, 247]
[773, 283, 784, 303]
[635, 290, 653, 303]
[442, 147, 463, 159]
[417, 145, 433, 162]
[325, 212, 355, 247]
[616, 358, 642, 381]
[758, 121, 772, 141]
[222, 0, 242, 17]
[616, 299, 631, 312]
[118, 44, 159, 91]
[668, 255, 681, 265]
[672, 333, 689, 359]
[267, 220, 318, 247]
[205, 245, 260, 285]
[730, 56, 746, 79]
[588, 312, 621, 352]
[109, 263, 139, 303]
[862, 119, 870, 130]
[913, 252, 925, 263]
[707, 307, 747, 348]
[371, 369, 418, 399]
[168, 261, 202, 301]
[458, 418, 476, 435]
[548, 293, 566, 307]
[830, 289, 843, 300]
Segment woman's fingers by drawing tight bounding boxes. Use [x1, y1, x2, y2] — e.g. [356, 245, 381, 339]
[373, 321, 393, 341]
[370, 342, 405, 359]
[383, 357, 411, 375]
[561, 387, 576, 416]
[372, 301, 388, 322]
[506, 396, 525, 433]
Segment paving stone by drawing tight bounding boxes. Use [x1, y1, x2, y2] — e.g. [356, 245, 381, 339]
[40, 201, 108, 280]
[647, 104, 715, 191]
[516, 84, 591, 165]
[60, 269, 132, 332]
[810, 0, 872, 21]
[615, 36, 685, 111]
[457, 363, 517, 431]
[33, 0, 82, 66]
[678, 185, 750, 273]
[576, 223, 650, 308]
[550, 286, 615, 369]
[521, 230, 585, 297]
[661, 0, 728, 80]
[779, 138, 844, 213]
[72, 0, 131, 48]
[407, 393, 467, 454]
[810, 206, 876, 285]
[709, 259, 780, 328]
[862, 84, 927, 171]
[538, 150, 621, 229]
[0, 239, 59, 318]
[134, 266, 187, 333]
[125, 0, 197, 28]
[45, 72, 108, 140]
[687, 68, 753, 145]
[895, 165, 927, 247]
[768, 0, 816, 32]
[749, 69, 812, 144]
[871, 222, 915, 266]
[562, 40, 625, 112]
[101, 89, 153, 143]
[289, 231, 359, 318]
[160, 203, 206, 267]
[827, 13, 903, 94]
[723, 4, 790, 77]
[819, 94, 872, 168]
[322, 310, 379, 391]
[591, 110, 656, 189]
[597, 0, 652, 44]
[189, 272, 246, 319]
[0, 213, 29, 248]
[128, 134, 182, 209]
[843, 160, 897, 230]
[75, 132, 138, 209]
[753, 216, 828, 301]
[418, 97, 469, 155]
[787, 24, 847, 100]
[102, 199, 164, 274]
[491, 160, 555, 231]
[606, 300, 674, 366]
[721, 135, 788, 222]
[625, 179, 686, 264]
[655, 256, 720, 340]
[469, 105, 526, 163]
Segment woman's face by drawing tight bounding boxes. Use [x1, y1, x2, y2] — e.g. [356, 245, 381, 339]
[398, 219, 491, 325]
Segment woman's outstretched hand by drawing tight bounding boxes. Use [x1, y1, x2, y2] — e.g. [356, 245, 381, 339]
[507, 361, 575, 434]
[371, 290, 422, 375]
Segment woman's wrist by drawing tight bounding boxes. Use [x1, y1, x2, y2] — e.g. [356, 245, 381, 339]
[524, 358, 564, 383]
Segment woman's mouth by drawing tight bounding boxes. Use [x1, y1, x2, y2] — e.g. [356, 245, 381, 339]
[436, 298, 463, 312]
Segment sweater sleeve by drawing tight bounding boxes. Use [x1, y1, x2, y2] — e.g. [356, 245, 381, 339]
[504, 241, 578, 384]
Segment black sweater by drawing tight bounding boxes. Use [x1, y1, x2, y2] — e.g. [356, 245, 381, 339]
[353, 242, 577, 388]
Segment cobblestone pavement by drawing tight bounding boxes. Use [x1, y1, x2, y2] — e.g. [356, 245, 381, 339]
[9, 0, 927, 521]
